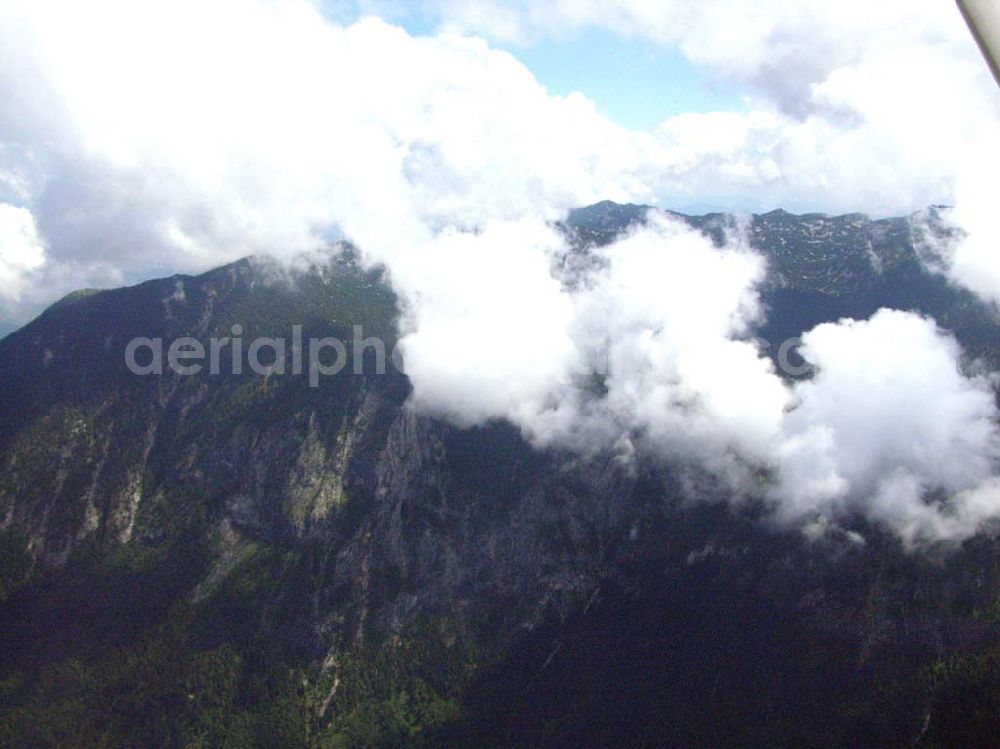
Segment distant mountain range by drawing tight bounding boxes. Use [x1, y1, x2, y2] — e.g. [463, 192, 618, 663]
[0, 203, 998, 747]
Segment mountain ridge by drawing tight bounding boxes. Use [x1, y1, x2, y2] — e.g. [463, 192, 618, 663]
[0, 201, 998, 747]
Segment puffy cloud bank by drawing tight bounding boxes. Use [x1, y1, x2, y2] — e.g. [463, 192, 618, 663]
[399, 214, 1000, 545]
[0, 0, 665, 318]
[430, 0, 1000, 298]
[776, 310, 1000, 544]
[4, 0, 999, 315]
[0, 0, 997, 543]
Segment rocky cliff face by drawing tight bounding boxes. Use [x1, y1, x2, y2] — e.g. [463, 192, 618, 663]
[0, 204, 998, 747]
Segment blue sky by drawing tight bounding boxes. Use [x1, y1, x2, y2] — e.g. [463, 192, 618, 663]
[318, 3, 744, 130]
[495, 30, 744, 130]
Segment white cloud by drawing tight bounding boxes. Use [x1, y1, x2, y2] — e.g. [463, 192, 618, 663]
[3, 0, 998, 311]
[775, 309, 1000, 544]
[0, 203, 46, 312]
[560, 215, 788, 469]
[396, 220, 579, 428]
[0, 0, 674, 322]
[0, 202, 122, 320]
[945, 148, 1000, 305]
[430, 0, 1000, 293]
[428, 0, 971, 104]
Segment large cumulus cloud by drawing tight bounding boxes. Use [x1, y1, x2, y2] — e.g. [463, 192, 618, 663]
[776, 309, 1000, 544]
[0, 0, 667, 323]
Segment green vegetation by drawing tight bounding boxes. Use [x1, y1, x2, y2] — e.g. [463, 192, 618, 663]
[0, 596, 473, 748]
[0, 528, 31, 603]
[921, 644, 1000, 746]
